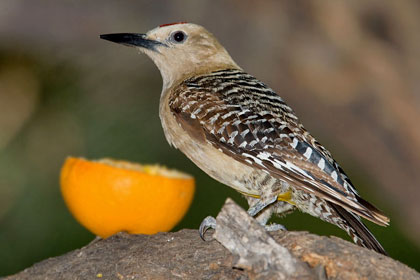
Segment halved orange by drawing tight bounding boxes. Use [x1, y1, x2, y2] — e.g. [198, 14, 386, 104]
[60, 157, 195, 238]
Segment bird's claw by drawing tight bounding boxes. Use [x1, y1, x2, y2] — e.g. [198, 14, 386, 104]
[199, 216, 216, 241]
[264, 223, 287, 231]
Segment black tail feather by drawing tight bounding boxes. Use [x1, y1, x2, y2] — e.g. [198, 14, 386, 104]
[356, 196, 390, 226]
[329, 203, 388, 256]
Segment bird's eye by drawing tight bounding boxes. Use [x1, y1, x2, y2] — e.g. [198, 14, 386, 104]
[171, 31, 187, 43]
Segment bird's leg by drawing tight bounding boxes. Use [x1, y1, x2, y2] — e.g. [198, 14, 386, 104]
[246, 195, 277, 217]
[245, 196, 287, 231]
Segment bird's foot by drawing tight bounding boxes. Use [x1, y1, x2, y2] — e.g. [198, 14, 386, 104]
[199, 216, 216, 241]
[264, 223, 287, 232]
[247, 195, 278, 217]
[198, 215, 286, 241]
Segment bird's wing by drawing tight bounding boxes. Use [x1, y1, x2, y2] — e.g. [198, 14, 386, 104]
[169, 69, 389, 226]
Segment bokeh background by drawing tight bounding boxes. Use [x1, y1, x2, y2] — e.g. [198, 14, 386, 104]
[0, 0, 419, 276]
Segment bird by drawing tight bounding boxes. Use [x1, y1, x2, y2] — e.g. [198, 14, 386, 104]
[100, 22, 390, 255]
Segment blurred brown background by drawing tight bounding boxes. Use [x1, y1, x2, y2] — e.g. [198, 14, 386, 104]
[0, 0, 419, 276]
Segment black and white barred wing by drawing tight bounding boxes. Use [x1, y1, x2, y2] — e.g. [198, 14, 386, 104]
[169, 69, 389, 226]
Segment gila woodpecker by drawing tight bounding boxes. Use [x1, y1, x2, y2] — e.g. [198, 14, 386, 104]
[100, 22, 389, 255]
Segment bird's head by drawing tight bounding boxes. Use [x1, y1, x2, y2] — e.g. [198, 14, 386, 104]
[100, 23, 240, 88]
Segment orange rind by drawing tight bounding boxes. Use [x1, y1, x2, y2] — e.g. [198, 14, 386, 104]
[60, 157, 195, 238]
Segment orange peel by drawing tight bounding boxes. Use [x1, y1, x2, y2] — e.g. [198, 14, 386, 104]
[60, 157, 195, 238]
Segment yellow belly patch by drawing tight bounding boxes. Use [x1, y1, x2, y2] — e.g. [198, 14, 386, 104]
[239, 190, 296, 206]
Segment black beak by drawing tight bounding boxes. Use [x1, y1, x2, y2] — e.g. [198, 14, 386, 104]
[100, 33, 166, 51]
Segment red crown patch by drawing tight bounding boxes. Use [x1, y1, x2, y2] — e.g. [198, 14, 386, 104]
[159, 22, 188, 28]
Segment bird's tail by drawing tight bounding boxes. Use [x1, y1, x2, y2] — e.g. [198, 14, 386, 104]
[329, 203, 388, 256]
